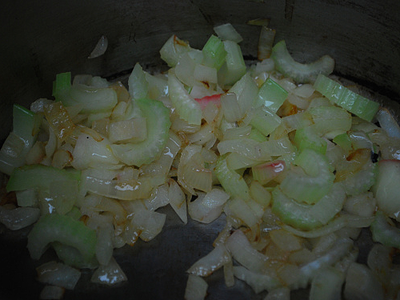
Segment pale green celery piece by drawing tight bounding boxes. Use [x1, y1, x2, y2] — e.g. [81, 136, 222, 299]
[371, 211, 400, 248]
[218, 40, 246, 86]
[168, 72, 202, 126]
[27, 213, 97, 261]
[228, 73, 259, 115]
[6, 164, 81, 192]
[253, 78, 288, 112]
[271, 40, 334, 84]
[52, 242, 99, 269]
[52, 72, 72, 101]
[66, 206, 82, 221]
[13, 104, 42, 145]
[313, 74, 380, 122]
[160, 35, 191, 67]
[272, 188, 323, 230]
[215, 155, 250, 201]
[280, 148, 335, 204]
[333, 132, 352, 153]
[202, 35, 227, 71]
[250, 107, 282, 136]
[294, 126, 327, 154]
[16, 189, 38, 207]
[128, 63, 149, 99]
[110, 98, 171, 167]
[248, 128, 267, 142]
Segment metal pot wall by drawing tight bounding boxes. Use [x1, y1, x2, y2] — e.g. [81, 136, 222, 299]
[0, 0, 399, 299]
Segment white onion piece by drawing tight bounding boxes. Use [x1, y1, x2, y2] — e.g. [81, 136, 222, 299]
[376, 107, 400, 139]
[36, 261, 81, 290]
[45, 126, 57, 159]
[184, 274, 208, 300]
[311, 233, 338, 256]
[309, 266, 344, 300]
[95, 223, 114, 266]
[0, 206, 40, 230]
[71, 134, 119, 170]
[214, 23, 243, 43]
[108, 118, 147, 143]
[300, 238, 353, 283]
[223, 259, 235, 288]
[367, 244, 392, 284]
[344, 262, 385, 300]
[228, 198, 260, 228]
[30, 98, 54, 113]
[131, 209, 166, 241]
[187, 244, 231, 276]
[91, 257, 127, 286]
[188, 189, 229, 224]
[39, 285, 65, 300]
[269, 229, 302, 252]
[257, 26, 276, 60]
[16, 188, 38, 207]
[225, 230, 269, 273]
[26, 141, 46, 165]
[233, 266, 280, 293]
[265, 287, 291, 300]
[168, 179, 187, 224]
[343, 192, 376, 217]
[88, 35, 108, 59]
[143, 184, 170, 211]
[220, 92, 243, 122]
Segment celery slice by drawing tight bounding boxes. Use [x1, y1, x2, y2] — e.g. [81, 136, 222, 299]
[271, 40, 334, 84]
[160, 35, 191, 67]
[27, 214, 97, 260]
[202, 35, 227, 71]
[313, 74, 380, 122]
[280, 148, 334, 204]
[294, 126, 327, 154]
[168, 72, 202, 125]
[253, 78, 288, 112]
[250, 107, 282, 136]
[6, 164, 80, 192]
[218, 40, 246, 86]
[52, 72, 72, 101]
[215, 155, 250, 201]
[110, 98, 171, 167]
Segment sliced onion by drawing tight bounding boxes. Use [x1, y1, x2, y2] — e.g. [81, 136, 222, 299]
[91, 257, 127, 286]
[36, 261, 81, 290]
[168, 179, 187, 224]
[39, 285, 65, 300]
[184, 274, 208, 300]
[0, 206, 40, 230]
[88, 35, 108, 59]
[187, 244, 231, 276]
[233, 266, 280, 293]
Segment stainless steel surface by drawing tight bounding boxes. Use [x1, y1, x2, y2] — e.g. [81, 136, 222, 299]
[0, 0, 400, 299]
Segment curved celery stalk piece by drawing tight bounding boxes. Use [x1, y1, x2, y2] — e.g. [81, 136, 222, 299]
[313, 74, 380, 122]
[168, 72, 202, 126]
[271, 40, 334, 84]
[253, 78, 288, 112]
[27, 214, 97, 260]
[280, 148, 335, 204]
[6, 164, 80, 192]
[202, 35, 227, 71]
[111, 98, 171, 167]
[52, 242, 99, 269]
[370, 210, 400, 248]
[215, 155, 250, 201]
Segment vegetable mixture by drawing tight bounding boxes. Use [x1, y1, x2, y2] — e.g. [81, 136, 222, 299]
[1, 23, 400, 300]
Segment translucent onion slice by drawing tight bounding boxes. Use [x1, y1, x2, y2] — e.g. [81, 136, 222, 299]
[91, 257, 127, 286]
[168, 179, 188, 224]
[184, 274, 208, 300]
[88, 35, 108, 59]
[36, 261, 81, 290]
[233, 266, 280, 294]
[0, 206, 40, 230]
[187, 244, 231, 276]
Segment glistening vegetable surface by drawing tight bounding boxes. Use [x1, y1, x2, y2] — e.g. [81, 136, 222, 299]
[1, 23, 400, 299]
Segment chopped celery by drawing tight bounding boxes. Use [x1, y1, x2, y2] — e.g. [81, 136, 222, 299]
[218, 40, 246, 86]
[280, 148, 334, 204]
[160, 35, 191, 67]
[333, 132, 352, 152]
[313, 74, 380, 122]
[294, 126, 327, 154]
[215, 155, 250, 201]
[168, 72, 202, 125]
[6, 164, 81, 192]
[253, 78, 288, 112]
[13, 104, 42, 145]
[52, 72, 71, 101]
[27, 214, 97, 260]
[202, 35, 227, 71]
[128, 63, 149, 99]
[111, 98, 171, 167]
[271, 40, 334, 84]
[250, 107, 282, 136]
